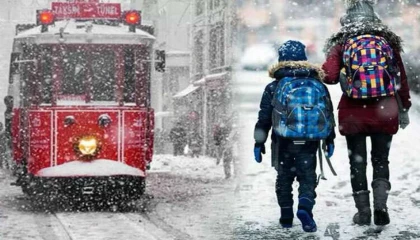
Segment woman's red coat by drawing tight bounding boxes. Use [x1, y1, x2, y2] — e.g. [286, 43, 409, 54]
[322, 44, 412, 135]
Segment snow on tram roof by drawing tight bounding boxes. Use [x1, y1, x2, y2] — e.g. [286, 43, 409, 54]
[15, 20, 155, 44]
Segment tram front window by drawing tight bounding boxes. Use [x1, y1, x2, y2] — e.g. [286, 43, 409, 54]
[91, 50, 116, 101]
[59, 47, 117, 104]
[62, 51, 86, 97]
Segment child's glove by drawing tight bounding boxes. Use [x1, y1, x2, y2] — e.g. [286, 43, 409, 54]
[399, 110, 410, 129]
[254, 143, 265, 163]
[326, 143, 334, 158]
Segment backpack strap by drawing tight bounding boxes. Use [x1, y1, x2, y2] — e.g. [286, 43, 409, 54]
[317, 141, 327, 186]
[317, 140, 338, 185]
[322, 140, 337, 176]
[343, 37, 356, 77]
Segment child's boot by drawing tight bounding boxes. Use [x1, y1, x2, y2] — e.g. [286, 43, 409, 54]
[279, 207, 293, 228]
[297, 197, 317, 232]
[372, 178, 391, 226]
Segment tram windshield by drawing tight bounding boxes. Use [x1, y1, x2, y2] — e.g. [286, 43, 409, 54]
[59, 46, 117, 104]
[18, 44, 147, 107]
[62, 50, 87, 97]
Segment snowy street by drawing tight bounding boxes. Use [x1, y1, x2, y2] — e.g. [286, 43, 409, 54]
[1, 0, 420, 239]
[2, 70, 420, 240]
[0, 155, 235, 240]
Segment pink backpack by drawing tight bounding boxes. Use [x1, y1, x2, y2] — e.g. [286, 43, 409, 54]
[342, 34, 398, 99]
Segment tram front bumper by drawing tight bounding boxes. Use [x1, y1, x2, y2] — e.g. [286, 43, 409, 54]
[27, 175, 146, 199]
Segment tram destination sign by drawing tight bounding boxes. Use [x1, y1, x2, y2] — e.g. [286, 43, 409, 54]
[51, 2, 121, 20]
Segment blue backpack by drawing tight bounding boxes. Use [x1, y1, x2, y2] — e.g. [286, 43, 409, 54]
[272, 77, 333, 141]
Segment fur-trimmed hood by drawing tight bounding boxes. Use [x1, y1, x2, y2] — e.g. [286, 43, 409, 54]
[268, 61, 325, 80]
[324, 20, 403, 55]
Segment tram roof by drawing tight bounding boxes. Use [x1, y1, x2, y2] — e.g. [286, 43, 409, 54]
[15, 20, 155, 45]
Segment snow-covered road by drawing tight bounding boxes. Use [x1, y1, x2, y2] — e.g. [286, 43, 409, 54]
[0, 169, 180, 240]
[0, 155, 235, 240]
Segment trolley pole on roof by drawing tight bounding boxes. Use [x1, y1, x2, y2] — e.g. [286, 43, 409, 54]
[131, 0, 143, 9]
[7, 0, 11, 22]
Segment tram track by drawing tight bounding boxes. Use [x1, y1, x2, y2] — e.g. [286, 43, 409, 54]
[1, 166, 222, 240]
[5, 193, 194, 240]
[52, 213, 76, 240]
[0, 168, 212, 240]
[41, 208, 193, 240]
[48, 211, 157, 240]
[127, 211, 195, 240]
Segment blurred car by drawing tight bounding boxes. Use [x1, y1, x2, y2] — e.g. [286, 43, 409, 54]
[239, 43, 277, 71]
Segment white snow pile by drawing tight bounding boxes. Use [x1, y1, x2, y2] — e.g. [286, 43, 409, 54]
[37, 159, 145, 177]
[149, 155, 225, 180]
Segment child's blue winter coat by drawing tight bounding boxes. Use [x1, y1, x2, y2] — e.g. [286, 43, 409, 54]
[254, 61, 336, 169]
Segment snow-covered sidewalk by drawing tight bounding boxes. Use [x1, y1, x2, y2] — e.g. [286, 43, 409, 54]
[231, 82, 420, 239]
[149, 155, 227, 180]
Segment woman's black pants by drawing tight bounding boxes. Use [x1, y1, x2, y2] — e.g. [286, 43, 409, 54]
[345, 134, 392, 192]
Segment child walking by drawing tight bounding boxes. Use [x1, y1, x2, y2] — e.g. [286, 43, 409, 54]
[253, 40, 336, 232]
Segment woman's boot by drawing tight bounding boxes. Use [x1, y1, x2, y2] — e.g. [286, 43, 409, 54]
[372, 178, 391, 226]
[352, 190, 371, 225]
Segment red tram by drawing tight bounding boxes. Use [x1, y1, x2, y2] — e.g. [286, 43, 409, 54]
[6, 0, 161, 202]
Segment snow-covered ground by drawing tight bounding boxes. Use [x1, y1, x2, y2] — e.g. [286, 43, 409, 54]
[0, 155, 232, 240]
[150, 155, 226, 180]
[0, 152, 234, 240]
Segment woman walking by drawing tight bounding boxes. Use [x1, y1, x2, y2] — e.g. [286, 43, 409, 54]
[322, 0, 411, 226]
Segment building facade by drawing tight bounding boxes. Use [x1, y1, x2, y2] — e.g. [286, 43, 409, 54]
[139, 0, 238, 156]
[176, 0, 238, 155]
[236, 0, 420, 63]
[138, 0, 193, 154]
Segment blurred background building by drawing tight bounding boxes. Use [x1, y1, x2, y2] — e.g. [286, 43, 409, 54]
[138, 0, 193, 154]
[236, 0, 339, 63]
[234, 0, 420, 115]
[189, 0, 237, 155]
[136, 0, 238, 156]
[236, 0, 420, 63]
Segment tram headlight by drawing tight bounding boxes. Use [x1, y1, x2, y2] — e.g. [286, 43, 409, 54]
[78, 136, 98, 156]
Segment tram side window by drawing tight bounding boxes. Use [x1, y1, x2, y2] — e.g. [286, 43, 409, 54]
[62, 51, 86, 96]
[124, 48, 135, 102]
[40, 47, 52, 103]
[91, 50, 116, 101]
[20, 43, 37, 107]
